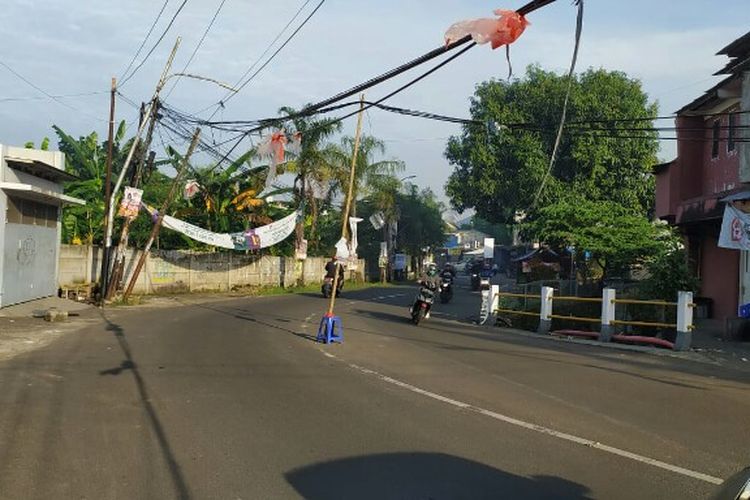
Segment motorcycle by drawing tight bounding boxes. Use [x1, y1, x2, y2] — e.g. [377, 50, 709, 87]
[411, 281, 437, 325]
[470, 272, 480, 291]
[439, 273, 453, 304]
[321, 275, 343, 298]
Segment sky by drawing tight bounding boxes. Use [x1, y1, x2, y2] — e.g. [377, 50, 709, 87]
[0, 0, 747, 212]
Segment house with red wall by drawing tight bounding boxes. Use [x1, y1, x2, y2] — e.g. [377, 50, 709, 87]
[655, 31, 750, 323]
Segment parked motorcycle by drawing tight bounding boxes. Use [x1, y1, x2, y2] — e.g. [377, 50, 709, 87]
[411, 281, 437, 325]
[439, 272, 454, 304]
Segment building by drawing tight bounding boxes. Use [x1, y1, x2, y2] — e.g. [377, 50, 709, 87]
[0, 144, 84, 308]
[654, 31, 750, 321]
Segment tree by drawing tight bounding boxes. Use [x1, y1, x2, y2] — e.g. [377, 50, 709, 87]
[277, 106, 342, 252]
[445, 66, 659, 223]
[327, 135, 404, 218]
[526, 198, 668, 280]
[396, 186, 446, 265]
[54, 122, 132, 244]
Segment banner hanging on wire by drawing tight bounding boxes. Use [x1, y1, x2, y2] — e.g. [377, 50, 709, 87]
[141, 204, 301, 251]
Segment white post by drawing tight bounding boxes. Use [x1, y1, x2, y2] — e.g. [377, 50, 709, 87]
[675, 291, 694, 351]
[489, 284, 500, 314]
[600, 288, 616, 342]
[538, 286, 553, 334]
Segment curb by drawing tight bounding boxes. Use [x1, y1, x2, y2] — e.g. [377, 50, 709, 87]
[478, 321, 723, 365]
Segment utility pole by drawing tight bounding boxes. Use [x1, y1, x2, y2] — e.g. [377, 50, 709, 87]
[122, 128, 201, 301]
[99, 76, 116, 305]
[326, 95, 365, 316]
[103, 37, 181, 299]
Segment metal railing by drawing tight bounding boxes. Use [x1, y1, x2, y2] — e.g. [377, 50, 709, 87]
[485, 285, 696, 351]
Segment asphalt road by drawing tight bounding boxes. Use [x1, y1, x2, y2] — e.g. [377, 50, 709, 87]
[1, 277, 749, 499]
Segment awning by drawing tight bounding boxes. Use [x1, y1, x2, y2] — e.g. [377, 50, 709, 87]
[5, 156, 78, 182]
[0, 182, 85, 205]
[721, 191, 750, 202]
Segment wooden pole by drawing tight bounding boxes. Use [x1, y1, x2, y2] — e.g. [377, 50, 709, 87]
[326, 95, 365, 316]
[99, 76, 116, 305]
[105, 38, 181, 299]
[122, 128, 201, 300]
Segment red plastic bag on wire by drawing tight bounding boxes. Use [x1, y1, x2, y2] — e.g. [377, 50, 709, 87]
[445, 9, 529, 49]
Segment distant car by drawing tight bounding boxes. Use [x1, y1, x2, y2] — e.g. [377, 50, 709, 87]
[454, 261, 467, 274]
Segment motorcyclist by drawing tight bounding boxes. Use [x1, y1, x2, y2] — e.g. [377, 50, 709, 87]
[325, 255, 345, 289]
[419, 262, 441, 288]
[414, 263, 440, 319]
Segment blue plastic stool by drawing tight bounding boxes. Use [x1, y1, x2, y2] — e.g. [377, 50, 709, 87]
[317, 313, 343, 344]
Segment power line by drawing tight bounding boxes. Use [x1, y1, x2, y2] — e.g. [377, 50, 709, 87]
[0, 90, 107, 103]
[194, 0, 314, 118]
[0, 60, 106, 121]
[119, 0, 171, 82]
[164, 0, 228, 99]
[226, 0, 326, 101]
[120, 0, 189, 87]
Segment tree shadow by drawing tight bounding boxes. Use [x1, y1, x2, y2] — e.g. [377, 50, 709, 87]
[98, 312, 192, 499]
[285, 452, 593, 500]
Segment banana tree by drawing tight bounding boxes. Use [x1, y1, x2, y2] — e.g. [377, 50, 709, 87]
[53, 121, 131, 244]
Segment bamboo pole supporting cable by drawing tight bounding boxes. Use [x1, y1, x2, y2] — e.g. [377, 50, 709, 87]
[326, 94, 365, 317]
[122, 128, 201, 301]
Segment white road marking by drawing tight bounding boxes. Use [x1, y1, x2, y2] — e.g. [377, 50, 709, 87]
[319, 350, 723, 486]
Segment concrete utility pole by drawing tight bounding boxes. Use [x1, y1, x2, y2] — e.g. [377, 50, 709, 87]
[326, 95, 365, 316]
[103, 37, 181, 299]
[122, 128, 201, 301]
[100, 76, 116, 305]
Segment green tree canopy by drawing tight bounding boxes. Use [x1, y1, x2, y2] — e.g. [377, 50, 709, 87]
[526, 198, 668, 279]
[445, 66, 659, 223]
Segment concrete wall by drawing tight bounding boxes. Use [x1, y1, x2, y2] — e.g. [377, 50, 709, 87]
[58, 245, 366, 295]
[699, 231, 740, 321]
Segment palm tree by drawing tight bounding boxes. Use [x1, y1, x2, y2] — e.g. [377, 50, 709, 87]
[277, 106, 342, 251]
[328, 135, 404, 220]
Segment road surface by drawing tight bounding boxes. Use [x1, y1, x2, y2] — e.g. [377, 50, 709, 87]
[1, 278, 748, 499]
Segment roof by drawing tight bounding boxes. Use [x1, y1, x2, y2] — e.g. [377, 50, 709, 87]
[717, 30, 750, 57]
[675, 74, 739, 114]
[5, 156, 78, 183]
[652, 160, 675, 174]
[0, 182, 85, 205]
[512, 247, 559, 262]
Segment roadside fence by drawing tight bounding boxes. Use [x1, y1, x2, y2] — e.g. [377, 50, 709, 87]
[484, 285, 695, 351]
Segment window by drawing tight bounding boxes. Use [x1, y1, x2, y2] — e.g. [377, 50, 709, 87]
[5, 196, 58, 227]
[711, 120, 720, 158]
[728, 112, 736, 153]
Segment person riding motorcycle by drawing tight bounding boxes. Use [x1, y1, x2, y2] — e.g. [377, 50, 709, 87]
[323, 255, 345, 297]
[412, 263, 440, 319]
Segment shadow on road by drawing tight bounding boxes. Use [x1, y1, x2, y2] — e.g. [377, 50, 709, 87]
[98, 312, 192, 499]
[285, 452, 592, 500]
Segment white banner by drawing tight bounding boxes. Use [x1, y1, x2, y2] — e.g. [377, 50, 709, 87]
[349, 217, 363, 255]
[484, 237, 495, 258]
[143, 204, 300, 251]
[719, 204, 750, 250]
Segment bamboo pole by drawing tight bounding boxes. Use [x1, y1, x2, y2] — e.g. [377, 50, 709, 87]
[122, 128, 201, 300]
[326, 95, 365, 316]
